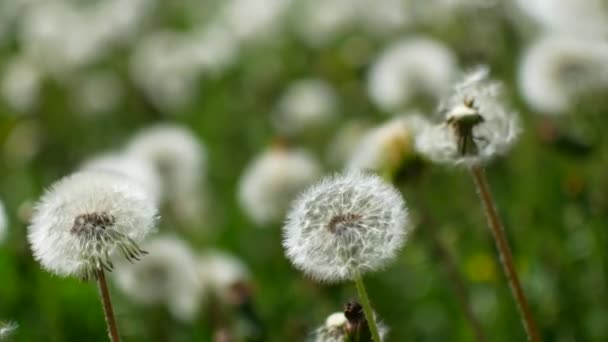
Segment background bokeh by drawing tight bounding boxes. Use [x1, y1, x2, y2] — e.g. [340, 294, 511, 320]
[1, 0, 607, 341]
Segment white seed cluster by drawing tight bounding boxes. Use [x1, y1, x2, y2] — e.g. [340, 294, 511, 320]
[113, 236, 202, 322]
[239, 146, 321, 226]
[283, 172, 408, 283]
[416, 67, 520, 166]
[28, 171, 157, 280]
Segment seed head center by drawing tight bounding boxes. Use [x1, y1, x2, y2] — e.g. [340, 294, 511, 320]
[328, 213, 362, 234]
[71, 212, 116, 235]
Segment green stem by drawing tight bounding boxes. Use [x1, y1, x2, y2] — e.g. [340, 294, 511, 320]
[97, 269, 121, 342]
[469, 165, 540, 342]
[354, 274, 382, 342]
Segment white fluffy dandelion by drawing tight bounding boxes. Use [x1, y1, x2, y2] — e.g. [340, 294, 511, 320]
[416, 67, 520, 166]
[127, 124, 206, 203]
[0, 200, 7, 244]
[272, 78, 339, 136]
[347, 114, 430, 174]
[28, 170, 157, 280]
[80, 152, 162, 204]
[283, 171, 408, 283]
[239, 145, 321, 226]
[518, 34, 608, 114]
[368, 37, 457, 112]
[198, 250, 250, 303]
[312, 308, 389, 342]
[113, 236, 202, 322]
[0, 321, 18, 340]
[1, 56, 42, 114]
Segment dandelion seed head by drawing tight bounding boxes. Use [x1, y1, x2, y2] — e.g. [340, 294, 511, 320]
[0, 321, 18, 340]
[113, 236, 202, 322]
[368, 37, 456, 112]
[1, 56, 42, 114]
[416, 67, 520, 166]
[81, 153, 162, 205]
[127, 124, 206, 202]
[198, 250, 250, 303]
[518, 34, 608, 114]
[28, 171, 157, 280]
[283, 171, 408, 283]
[273, 78, 338, 136]
[239, 146, 321, 226]
[347, 114, 430, 174]
[311, 309, 389, 342]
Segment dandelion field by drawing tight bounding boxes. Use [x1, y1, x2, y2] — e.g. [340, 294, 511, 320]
[1, 1, 608, 341]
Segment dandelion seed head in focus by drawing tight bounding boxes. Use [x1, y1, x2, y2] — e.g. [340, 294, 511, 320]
[518, 34, 608, 115]
[273, 78, 339, 136]
[28, 171, 157, 280]
[239, 145, 321, 226]
[416, 67, 520, 166]
[113, 236, 202, 322]
[368, 36, 457, 112]
[283, 171, 408, 283]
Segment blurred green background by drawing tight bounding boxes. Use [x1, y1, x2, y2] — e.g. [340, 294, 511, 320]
[1, 0, 608, 341]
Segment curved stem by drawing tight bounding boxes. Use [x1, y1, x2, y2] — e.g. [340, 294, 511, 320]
[354, 274, 382, 342]
[97, 269, 121, 342]
[469, 165, 540, 342]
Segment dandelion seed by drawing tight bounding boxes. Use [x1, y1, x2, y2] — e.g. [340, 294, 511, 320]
[114, 236, 202, 322]
[368, 37, 456, 112]
[518, 34, 608, 114]
[283, 171, 408, 283]
[239, 145, 321, 226]
[28, 170, 157, 280]
[416, 67, 520, 166]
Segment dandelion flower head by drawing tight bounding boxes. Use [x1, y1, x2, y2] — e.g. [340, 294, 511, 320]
[28, 171, 157, 280]
[283, 171, 408, 283]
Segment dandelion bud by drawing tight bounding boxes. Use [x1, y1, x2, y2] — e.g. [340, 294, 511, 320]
[283, 171, 408, 283]
[113, 236, 202, 322]
[238, 146, 321, 226]
[312, 305, 388, 342]
[27, 171, 157, 280]
[416, 67, 520, 166]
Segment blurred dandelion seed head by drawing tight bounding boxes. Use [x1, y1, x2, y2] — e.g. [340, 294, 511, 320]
[0, 321, 18, 340]
[283, 171, 408, 283]
[239, 146, 321, 226]
[416, 67, 520, 166]
[27, 171, 157, 280]
[113, 236, 202, 323]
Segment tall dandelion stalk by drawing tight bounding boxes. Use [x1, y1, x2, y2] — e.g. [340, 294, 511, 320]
[416, 67, 540, 341]
[27, 171, 158, 342]
[283, 172, 410, 341]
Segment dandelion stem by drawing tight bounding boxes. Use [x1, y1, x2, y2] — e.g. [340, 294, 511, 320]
[97, 269, 121, 342]
[469, 165, 540, 342]
[353, 274, 382, 342]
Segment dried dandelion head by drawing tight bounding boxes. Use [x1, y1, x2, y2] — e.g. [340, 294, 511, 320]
[283, 171, 408, 283]
[416, 67, 520, 166]
[28, 171, 157, 280]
